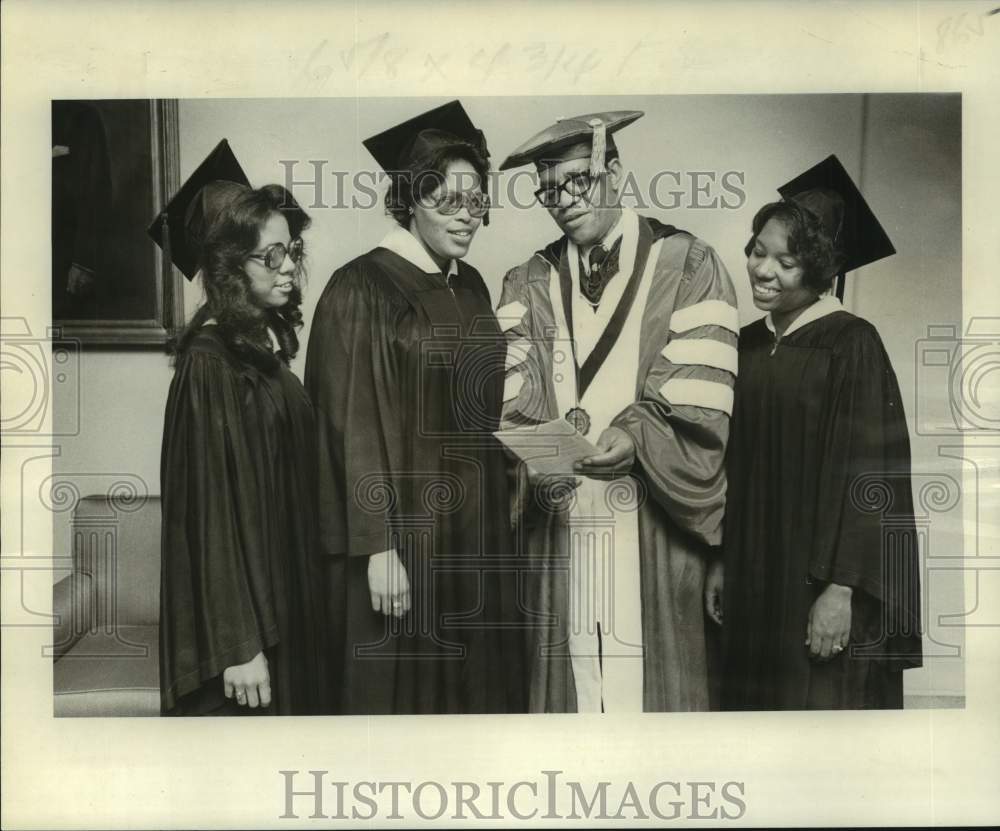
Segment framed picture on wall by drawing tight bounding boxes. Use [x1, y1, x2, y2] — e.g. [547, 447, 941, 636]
[51, 98, 183, 347]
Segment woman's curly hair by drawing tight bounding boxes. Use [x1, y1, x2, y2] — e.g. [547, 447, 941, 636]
[172, 184, 311, 370]
[384, 143, 490, 227]
[744, 200, 846, 294]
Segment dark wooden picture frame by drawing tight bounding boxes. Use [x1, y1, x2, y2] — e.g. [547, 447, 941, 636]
[52, 99, 182, 347]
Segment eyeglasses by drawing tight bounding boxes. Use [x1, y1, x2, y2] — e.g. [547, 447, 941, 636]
[247, 237, 304, 271]
[533, 171, 597, 208]
[420, 190, 491, 218]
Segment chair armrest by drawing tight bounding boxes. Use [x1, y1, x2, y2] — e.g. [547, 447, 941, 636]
[52, 572, 91, 660]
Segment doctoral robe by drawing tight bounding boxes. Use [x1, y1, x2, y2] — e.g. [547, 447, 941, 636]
[306, 231, 526, 714]
[721, 299, 922, 710]
[498, 210, 739, 712]
[159, 327, 328, 715]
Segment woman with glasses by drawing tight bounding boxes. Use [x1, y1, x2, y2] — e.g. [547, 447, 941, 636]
[153, 141, 327, 715]
[305, 101, 525, 714]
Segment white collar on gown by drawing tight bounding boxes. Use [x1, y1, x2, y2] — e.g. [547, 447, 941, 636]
[378, 224, 459, 280]
[765, 294, 843, 340]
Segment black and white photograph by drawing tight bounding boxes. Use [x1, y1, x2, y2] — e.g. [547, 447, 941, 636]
[3, 1, 999, 829]
[47, 92, 962, 719]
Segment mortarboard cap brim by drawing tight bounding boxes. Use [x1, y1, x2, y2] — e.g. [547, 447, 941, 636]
[147, 139, 251, 280]
[362, 100, 489, 173]
[778, 154, 895, 275]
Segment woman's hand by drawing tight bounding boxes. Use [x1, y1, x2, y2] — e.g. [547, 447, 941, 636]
[574, 427, 636, 478]
[806, 583, 853, 660]
[368, 548, 410, 618]
[704, 559, 724, 626]
[223, 651, 270, 709]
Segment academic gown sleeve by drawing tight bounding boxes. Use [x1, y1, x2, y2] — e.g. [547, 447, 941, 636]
[496, 261, 558, 430]
[496, 261, 562, 532]
[159, 346, 280, 712]
[611, 240, 739, 547]
[305, 260, 406, 559]
[808, 320, 922, 661]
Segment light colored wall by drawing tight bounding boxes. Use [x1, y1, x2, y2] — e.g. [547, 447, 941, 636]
[178, 95, 871, 346]
[857, 93, 964, 698]
[52, 94, 964, 697]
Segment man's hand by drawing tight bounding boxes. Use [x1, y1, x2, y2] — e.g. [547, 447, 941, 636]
[704, 559, 724, 626]
[574, 426, 636, 478]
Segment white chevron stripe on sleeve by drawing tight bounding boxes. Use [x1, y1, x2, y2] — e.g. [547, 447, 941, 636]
[669, 300, 739, 335]
[503, 372, 525, 402]
[659, 378, 734, 415]
[662, 339, 738, 375]
[496, 300, 528, 332]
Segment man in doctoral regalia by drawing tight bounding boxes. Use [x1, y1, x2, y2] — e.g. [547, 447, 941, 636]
[497, 111, 739, 712]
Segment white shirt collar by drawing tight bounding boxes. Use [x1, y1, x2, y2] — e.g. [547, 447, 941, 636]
[580, 209, 625, 268]
[765, 294, 843, 338]
[378, 224, 458, 279]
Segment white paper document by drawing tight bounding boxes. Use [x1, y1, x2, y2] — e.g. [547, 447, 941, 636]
[493, 418, 601, 477]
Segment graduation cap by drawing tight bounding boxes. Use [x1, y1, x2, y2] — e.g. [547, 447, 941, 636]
[363, 100, 491, 224]
[499, 110, 643, 173]
[778, 154, 896, 299]
[363, 99, 490, 174]
[147, 139, 252, 280]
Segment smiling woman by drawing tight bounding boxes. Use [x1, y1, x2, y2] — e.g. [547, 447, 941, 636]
[152, 140, 329, 716]
[305, 101, 526, 715]
[244, 214, 304, 309]
[712, 155, 923, 711]
[407, 158, 487, 268]
[745, 218, 822, 337]
[743, 197, 846, 337]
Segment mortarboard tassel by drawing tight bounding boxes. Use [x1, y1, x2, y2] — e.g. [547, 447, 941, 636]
[834, 272, 846, 301]
[588, 118, 606, 176]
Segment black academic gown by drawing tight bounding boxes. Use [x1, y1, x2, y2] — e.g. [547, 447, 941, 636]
[722, 310, 922, 710]
[159, 327, 328, 715]
[305, 247, 526, 715]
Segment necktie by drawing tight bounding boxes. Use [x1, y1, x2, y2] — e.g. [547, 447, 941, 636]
[581, 236, 622, 307]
